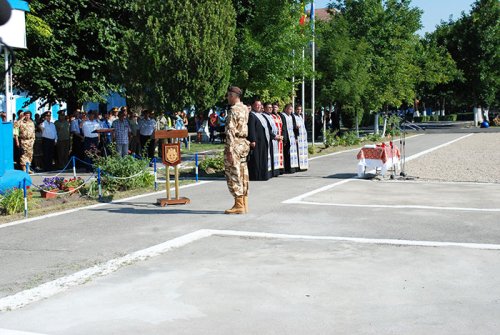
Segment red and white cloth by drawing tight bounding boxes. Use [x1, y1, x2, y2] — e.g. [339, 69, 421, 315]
[357, 143, 400, 176]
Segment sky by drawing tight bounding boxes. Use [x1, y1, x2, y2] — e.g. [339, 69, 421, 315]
[314, 0, 476, 35]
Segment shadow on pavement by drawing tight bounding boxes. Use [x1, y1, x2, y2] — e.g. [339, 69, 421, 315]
[90, 207, 224, 215]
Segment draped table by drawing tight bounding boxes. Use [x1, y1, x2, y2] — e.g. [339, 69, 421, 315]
[356, 144, 401, 177]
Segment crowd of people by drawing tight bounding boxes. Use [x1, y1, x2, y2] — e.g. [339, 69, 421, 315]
[244, 98, 309, 181]
[2, 96, 309, 179]
[3, 106, 190, 173]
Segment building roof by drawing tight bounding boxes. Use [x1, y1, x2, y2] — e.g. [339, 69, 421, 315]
[313, 8, 334, 21]
[304, 7, 336, 23]
[7, 0, 30, 12]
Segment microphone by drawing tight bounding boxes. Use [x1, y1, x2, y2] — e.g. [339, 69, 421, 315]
[0, 0, 12, 26]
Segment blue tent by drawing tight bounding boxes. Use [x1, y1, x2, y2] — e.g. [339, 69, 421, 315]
[7, 0, 30, 11]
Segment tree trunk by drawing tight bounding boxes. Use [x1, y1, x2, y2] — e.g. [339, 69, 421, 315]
[329, 102, 334, 131]
[66, 97, 80, 116]
[473, 106, 483, 126]
[355, 108, 359, 138]
[374, 112, 379, 135]
[382, 116, 387, 137]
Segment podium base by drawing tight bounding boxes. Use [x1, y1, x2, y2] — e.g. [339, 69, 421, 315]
[157, 197, 190, 207]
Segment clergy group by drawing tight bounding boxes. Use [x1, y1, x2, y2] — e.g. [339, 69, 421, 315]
[246, 98, 309, 181]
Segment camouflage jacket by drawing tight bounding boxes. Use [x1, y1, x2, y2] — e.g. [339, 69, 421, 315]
[225, 102, 250, 157]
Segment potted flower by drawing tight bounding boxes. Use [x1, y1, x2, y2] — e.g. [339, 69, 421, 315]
[63, 177, 84, 194]
[39, 177, 61, 199]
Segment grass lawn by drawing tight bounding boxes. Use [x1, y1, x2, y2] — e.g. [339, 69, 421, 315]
[182, 142, 224, 154]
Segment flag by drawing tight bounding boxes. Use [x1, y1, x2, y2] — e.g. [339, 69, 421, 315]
[299, 1, 306, 26]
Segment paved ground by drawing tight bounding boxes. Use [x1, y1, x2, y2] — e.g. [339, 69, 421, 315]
[0, 132, 499, 334]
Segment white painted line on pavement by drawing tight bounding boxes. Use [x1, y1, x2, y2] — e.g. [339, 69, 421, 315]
[0, 181, 213, 229]
[389, 179, 499, 186]
[283, 133, 480, 209]
[208, 229, 500, 250]
[405, 133, 473, 162]
[309, 134, 423, 161]
[290, 201, 500, 212]
[0, 229, 212, 312]
[308, 148, 359, 161]
[282, 179, 353, 204]
[2, 227, 500, 312]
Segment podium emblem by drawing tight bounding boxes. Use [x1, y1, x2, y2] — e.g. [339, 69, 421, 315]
[162, 143, 181, 166]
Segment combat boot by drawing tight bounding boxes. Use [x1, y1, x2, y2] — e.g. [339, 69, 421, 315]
[243, 196, 248, 213]
[224, 197, 237, 213]
[224, 196, 245, 214]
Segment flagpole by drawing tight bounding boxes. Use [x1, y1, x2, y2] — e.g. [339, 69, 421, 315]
[292, 50, 295, 111]
[311, 1, 315, 147]
[302, 47, 305, 119]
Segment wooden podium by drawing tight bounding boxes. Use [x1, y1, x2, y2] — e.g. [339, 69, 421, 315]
[153, 129, 191, 207]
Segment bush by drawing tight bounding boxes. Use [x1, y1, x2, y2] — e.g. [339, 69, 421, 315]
[416, 116, 429, 122]
[199, 152, 224, 172]
[92, 154, 154, 194]
[308, 145, 316, 155]
[336, 131, 361, 146]
[324, 130, 338, 148]
[440, 114, 458, 121]
[0, 188, 35, 215]
[364, 133, 383, 142]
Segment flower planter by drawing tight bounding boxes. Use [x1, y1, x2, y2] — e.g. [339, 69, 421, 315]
[40, 189, 59, 199]
[64, 187, 77, 195]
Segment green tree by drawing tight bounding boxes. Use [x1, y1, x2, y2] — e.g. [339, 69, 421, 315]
[231, 0, 310, 102]
[433, 0, 499, 108]
[328, 0, 422, 113]
[13, 0, 123, 112]
[121, 0, 236, 112]
[316, 0, 423, 132]
[317, 13, 370, 129]
[414, 34, 460, 114]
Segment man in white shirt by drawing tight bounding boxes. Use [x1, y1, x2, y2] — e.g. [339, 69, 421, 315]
[80, 111, 101, 168]
[138, 110, 157, 159]
[39, 111, 58, 171]
[70, 109, 85, 165]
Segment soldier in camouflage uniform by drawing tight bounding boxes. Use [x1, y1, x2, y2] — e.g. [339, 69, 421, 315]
[15, 111, 36, 172]
[224, 86, 250, 214]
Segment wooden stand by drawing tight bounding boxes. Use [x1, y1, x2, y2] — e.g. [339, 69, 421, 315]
[153, 129, 191, 207]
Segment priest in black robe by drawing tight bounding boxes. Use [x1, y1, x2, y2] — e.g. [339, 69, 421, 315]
[262, 102, 281, 177]
[247, 98, 271, 181]
[280, 103, 299, 174]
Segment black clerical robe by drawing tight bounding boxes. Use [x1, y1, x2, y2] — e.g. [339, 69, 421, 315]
[280, 113, 298, 174]
[247, 111, 271, 181]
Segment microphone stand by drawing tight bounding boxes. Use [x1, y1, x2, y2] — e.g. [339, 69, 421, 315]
[395, 115, 425, 180]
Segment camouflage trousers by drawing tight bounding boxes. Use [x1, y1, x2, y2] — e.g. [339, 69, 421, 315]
[224, 149, 249, 198]
[19, 139, 34, 171]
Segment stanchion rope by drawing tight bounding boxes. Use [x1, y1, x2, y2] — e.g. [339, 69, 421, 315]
[31, 173, 96, 195]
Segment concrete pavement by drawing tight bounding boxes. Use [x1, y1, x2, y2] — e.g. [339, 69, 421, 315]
[0, 132, 499, 334]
